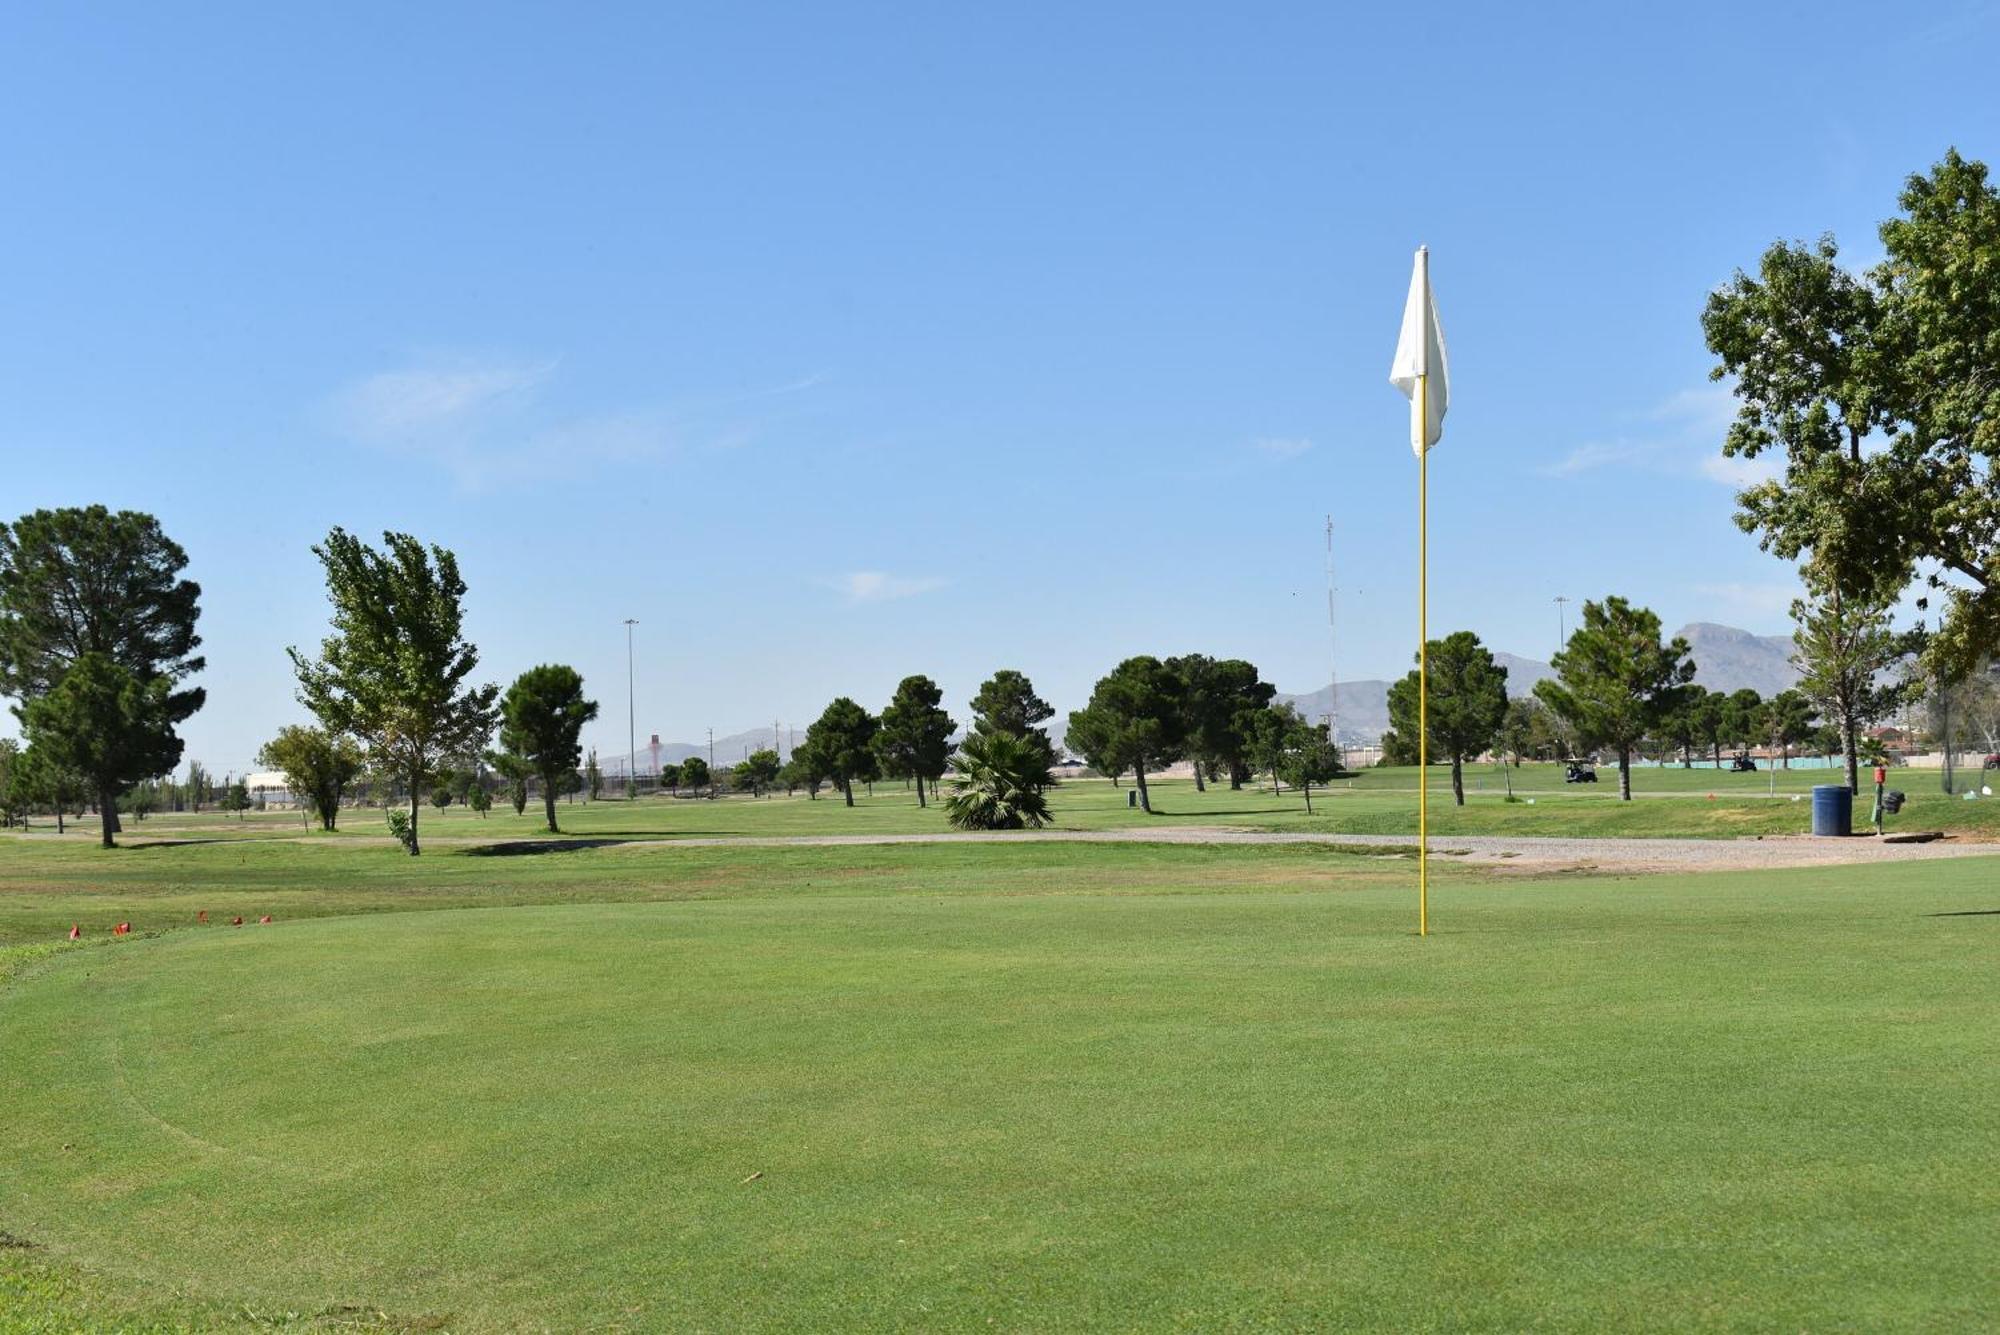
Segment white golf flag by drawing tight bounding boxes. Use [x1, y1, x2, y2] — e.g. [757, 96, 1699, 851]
[1389, 246, 1449, 456]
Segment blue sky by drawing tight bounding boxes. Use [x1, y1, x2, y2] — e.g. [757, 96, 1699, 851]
[3, 1, 1996, 772]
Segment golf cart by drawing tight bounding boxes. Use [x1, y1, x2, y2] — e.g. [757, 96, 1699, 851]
[1564, 760, 1598, 784]
[1729, 753, 1758, 772]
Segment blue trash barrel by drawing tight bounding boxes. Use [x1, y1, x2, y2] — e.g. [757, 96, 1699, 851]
[1811, 784, 1853, 837]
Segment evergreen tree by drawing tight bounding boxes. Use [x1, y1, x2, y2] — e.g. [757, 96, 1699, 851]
[967, 669, 1056, 784]
[1384, 631, 1509, 806]
[1534, 597, 1696, 800]
[499, 664, 599, 833]
[0, 507, 205, 847]
[876, 675, 957, 807]
[1066, 656, 1184, 813]
[802, 698, 878, 807]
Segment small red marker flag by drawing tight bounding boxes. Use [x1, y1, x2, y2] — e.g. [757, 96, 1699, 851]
[198, 910, 208, 924]
[258, 915, 272, 924]
[231, 916, 243, 926]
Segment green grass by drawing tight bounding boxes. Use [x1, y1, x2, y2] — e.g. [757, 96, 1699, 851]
[16, 761, 2000, 850]
[3, 835, 1997, 1330]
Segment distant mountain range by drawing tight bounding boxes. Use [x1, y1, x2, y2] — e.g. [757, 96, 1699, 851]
[1277, 622, 1799, 746]
[606, 623, 1801, 766]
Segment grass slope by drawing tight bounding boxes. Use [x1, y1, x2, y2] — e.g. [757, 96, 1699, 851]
[3, 843, 1997, 1330]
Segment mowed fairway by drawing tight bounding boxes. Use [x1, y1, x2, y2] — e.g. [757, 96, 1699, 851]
[22, 762, 2000, 848]
[3, 841, 1998, 1330]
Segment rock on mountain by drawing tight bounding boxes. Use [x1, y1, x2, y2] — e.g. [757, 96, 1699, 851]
[1675, 622, 1798, 697]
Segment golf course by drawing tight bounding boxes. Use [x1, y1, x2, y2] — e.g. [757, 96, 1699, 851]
[10, 10, 2000, 1329]
[5, 779, 1999, 1330]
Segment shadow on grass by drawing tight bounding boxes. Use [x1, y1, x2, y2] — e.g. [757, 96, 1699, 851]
[458, 839, 639, 857]
[118, 839, 247, 850]
[1925, 908, 2000, 917]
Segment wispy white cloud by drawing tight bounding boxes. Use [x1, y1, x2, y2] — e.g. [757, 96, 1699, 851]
[332, 359, 556, 441]
[1545, 441, 1653, 477]
[324, 355, 825, 490]
[1247, 436, 1313, 462]
[1545, 383, 1759, 487]
[1692, 579, 1801, 619]
[822, 571, 948, 604]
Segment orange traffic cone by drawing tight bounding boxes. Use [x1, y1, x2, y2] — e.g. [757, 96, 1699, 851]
[113, 922, 130, 936]
[198, 910, 208, 924]
[231, 916, 243, 926]
[68, 924, 80, 941]
[258, 915, 272, 925]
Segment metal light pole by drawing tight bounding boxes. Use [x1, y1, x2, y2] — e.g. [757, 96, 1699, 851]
[1554, 596, 1570, 657]
[624, 619, 638, 799]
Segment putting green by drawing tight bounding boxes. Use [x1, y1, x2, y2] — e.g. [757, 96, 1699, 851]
[4, 859, 1998, 1330]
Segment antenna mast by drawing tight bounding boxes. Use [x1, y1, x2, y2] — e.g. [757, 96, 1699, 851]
[1324, 514, 1339, 749]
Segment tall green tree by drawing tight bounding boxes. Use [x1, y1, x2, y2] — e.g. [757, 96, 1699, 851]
[1660, 687, 1706, 767]
[21, 655, 187, 845]
[1249, 702, 1308, 795]
[584, 749, 604, 801]
[289, 529, 499, 856]
[679, 755, 711, 794]
[876, 675, 957, 807]
[1278, 717, 1343, 815]
[498, 664, 599, 833]
[257, 725, 365, 831]
[184, 759, 210, 812]
[1721, 689, 1767, 757]
[1495, 698, 1536, 767]
[1705, 151, 2000, 676]
[0, 739, 22, 828]
[1791, 577, 1913, 793]
[803, 697, 879, 806]
[0, 507, 205, 847]
[1168, 655, 1275, 791]
[1534, 597, 1696, 800]
[490, 748, 532, 814]
[967, 669, 1056, 783]
[1765, 688, 1818, 767]
[780, 748, 825, 799]
[734, 748, 782, 796]
[1066, 656, 1184, 814]
[17, 744, 86, 833]
[1384, 631, 1510, 806]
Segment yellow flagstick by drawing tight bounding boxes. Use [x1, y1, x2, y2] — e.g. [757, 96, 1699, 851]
[1417, 370, 1429, 937]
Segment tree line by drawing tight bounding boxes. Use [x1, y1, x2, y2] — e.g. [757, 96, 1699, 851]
[1383, 588, 1910, 802]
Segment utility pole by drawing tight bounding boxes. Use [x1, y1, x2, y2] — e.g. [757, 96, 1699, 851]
[624, 618, 638, 799]
[1554, 596, 1570, 658]
[707, 727, 714, 771]
[1324, 515, 1340, 756]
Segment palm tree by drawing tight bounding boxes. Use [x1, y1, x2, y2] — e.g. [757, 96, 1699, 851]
[943, 731, 1053, 830]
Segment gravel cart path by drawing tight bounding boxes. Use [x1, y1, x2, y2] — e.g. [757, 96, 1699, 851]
[604, 827, 1999, 873]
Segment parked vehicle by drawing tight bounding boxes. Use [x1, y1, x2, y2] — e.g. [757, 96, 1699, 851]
[1564, 761, 1598, 784]
[1729, 754, 1757, 772]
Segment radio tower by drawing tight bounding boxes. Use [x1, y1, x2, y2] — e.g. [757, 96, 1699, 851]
[1324, 514, 1340, 756]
